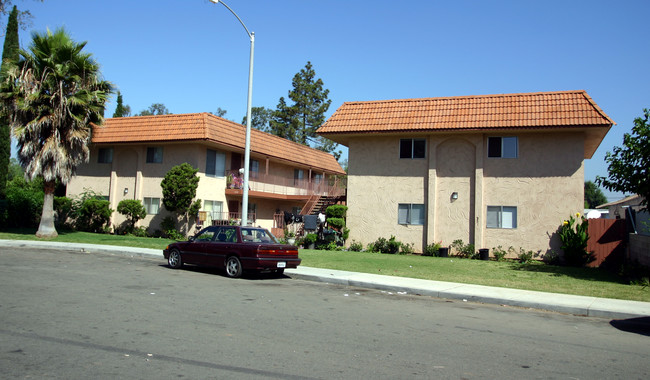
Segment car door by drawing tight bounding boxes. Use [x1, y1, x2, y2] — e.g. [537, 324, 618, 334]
[208, 226, 239, 267]
[183, 226, 218, 265]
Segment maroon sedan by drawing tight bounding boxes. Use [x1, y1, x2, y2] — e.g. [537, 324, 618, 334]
[163, 225, 301, 278]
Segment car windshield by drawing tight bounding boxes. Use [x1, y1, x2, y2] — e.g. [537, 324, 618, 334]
[241, 227, 279, 243]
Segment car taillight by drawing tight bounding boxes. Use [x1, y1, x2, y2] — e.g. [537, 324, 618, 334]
[258, 249, 298, 255]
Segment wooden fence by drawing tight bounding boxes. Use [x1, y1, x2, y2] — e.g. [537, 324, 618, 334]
[586, 218, 626, 268]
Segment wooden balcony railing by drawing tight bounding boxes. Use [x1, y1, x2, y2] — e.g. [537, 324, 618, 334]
[225, 170, 346, 198]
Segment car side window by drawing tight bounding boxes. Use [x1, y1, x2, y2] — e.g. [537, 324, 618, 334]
[195, 227, 217, 242]
[216, 227, 237, 243]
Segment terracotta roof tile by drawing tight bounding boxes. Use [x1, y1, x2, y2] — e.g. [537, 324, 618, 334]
[317, 90, 614, 158]
[92, 113, 345, 175]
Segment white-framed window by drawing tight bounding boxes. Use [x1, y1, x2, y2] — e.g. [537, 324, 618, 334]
[146, 147, 163, 163]
[487, 206, 517, 229]
[144, 197, 160, 215]
[97, 148, 113, 164]
[203, 200, 223, 224]
[487, 137, 518, 158]
[206, 149, 226, 177]
[398, 203, 425, 225]
[399, 139, 426, 159]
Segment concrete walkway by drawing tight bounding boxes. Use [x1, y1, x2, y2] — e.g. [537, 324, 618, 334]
[3, 239, 650, 320]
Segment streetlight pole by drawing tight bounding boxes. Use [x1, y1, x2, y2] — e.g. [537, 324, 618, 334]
[210, 0, 254, 226]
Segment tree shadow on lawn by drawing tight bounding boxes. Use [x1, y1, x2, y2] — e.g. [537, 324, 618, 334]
[508, 262, 628, 285]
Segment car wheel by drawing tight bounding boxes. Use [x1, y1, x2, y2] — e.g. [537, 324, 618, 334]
[168, 249, 183, 269]
[225, 256, 243, 278]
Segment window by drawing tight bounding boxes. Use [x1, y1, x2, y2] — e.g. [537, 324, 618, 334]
[294, 169, 304, 186]
[203, 200, 223, 224]
[97, 148, 113, 164]
[487, 137, 518, 158]
[487, 206, 517, 228]
[146, 147, 163, 163]
[144, 197, 160, 215]
[250, 159, 259, 178]
[398, 203, 425, 225]
[313, 173, 323, 184]
[400, 139, 426, 159]
[206, 149, 226, 177]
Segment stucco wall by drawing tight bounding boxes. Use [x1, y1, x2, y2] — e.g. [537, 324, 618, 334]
[67, 142, 324, 235]
[346, 131, 585, 254]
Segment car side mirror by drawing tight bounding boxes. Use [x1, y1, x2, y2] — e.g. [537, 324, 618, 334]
[188, 236, 196, 242]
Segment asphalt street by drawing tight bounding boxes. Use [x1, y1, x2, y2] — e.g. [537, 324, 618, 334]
[0, 247, 649, 379]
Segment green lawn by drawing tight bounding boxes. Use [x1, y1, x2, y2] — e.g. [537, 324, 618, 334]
[1, 229, 648, 302]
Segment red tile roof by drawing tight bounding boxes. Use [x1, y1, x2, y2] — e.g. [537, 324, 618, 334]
[92, 113, 345, 174]
[317, 90, 614, 158]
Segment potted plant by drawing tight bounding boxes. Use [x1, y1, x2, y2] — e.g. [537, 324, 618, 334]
[303, 233, 317, 249]
[286, 230, 296, 245]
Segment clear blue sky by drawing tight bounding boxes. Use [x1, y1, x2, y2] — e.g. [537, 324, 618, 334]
[10, 0, 650, 201]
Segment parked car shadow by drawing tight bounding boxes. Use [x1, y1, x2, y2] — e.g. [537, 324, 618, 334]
[610, 316, 650, 336]
[159, 263, 288, 280]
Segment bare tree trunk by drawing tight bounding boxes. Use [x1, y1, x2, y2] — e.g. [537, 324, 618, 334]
[36, 181, 58, 238]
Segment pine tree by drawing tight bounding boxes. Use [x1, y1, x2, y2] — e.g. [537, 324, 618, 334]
[0, 5, 19, 199]
[112, 91, 130, 118]
[271, 62, 335, 156]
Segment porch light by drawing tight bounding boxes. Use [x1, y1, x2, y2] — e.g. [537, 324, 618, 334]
[210, 0, 255, 226]
[451, 192, 458, 200]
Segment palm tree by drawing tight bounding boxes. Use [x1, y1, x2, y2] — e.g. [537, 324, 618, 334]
[0, 28, 112, 238]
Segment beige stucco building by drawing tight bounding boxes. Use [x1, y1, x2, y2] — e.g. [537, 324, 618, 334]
[317, 90, 614, 255]
[67, 113, 346, 236]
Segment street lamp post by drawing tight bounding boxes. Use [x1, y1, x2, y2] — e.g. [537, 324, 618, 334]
[210, 0, 254, 226]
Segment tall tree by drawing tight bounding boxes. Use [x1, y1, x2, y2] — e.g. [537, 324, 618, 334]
[0, 28, 112, 238]
[596, 108, 650, 211]
[161, 163, 201, 236]
[271, 61, 338, 157]
[0, 5, 18, 199]
[270, 97, 298, 140]
[213, 107, 227, 118]
[242, 106, 273, 132]
[0, 1, 44, 31]
[138, 103, 170, 116]
[112, 91, 130, 118]
[584, 181, 607, 209]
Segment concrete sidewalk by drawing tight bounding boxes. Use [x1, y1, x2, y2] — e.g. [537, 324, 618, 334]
[3, 239, 650, 320]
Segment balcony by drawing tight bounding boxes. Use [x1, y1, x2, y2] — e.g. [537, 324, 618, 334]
[224, 170, 346, 200]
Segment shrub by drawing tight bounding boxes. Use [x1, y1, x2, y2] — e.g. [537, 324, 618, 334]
[492, 245, 509, 261]
[400, 243, 414, 255]
[368, 236, 402, 254]
[54, 196, 73, 228]
[349, 240, 363, 252]
[422, 241, 442, 257]
[160, 216, 184, 240]
[325, 205, 347, 218]
[73, 197, 112, 233]
[3, 181, 43, 228]
[451, 239, 477, 259]
[303, 233, 317, 246]
[517, 248, 540, 264]
[558, 213, 594, 267]
[117, 199, 146, 233]
[386, 236, 401, 254]
[327, 217, 345, 230]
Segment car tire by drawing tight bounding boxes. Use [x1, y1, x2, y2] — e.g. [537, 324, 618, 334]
[168, 249, 183, 269]
[225, 256, 243, 278]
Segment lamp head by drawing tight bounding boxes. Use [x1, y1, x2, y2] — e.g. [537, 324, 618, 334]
[209, 0, 219, 3]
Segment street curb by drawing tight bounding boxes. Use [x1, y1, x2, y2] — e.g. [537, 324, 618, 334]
[3, 239, 650, 320]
